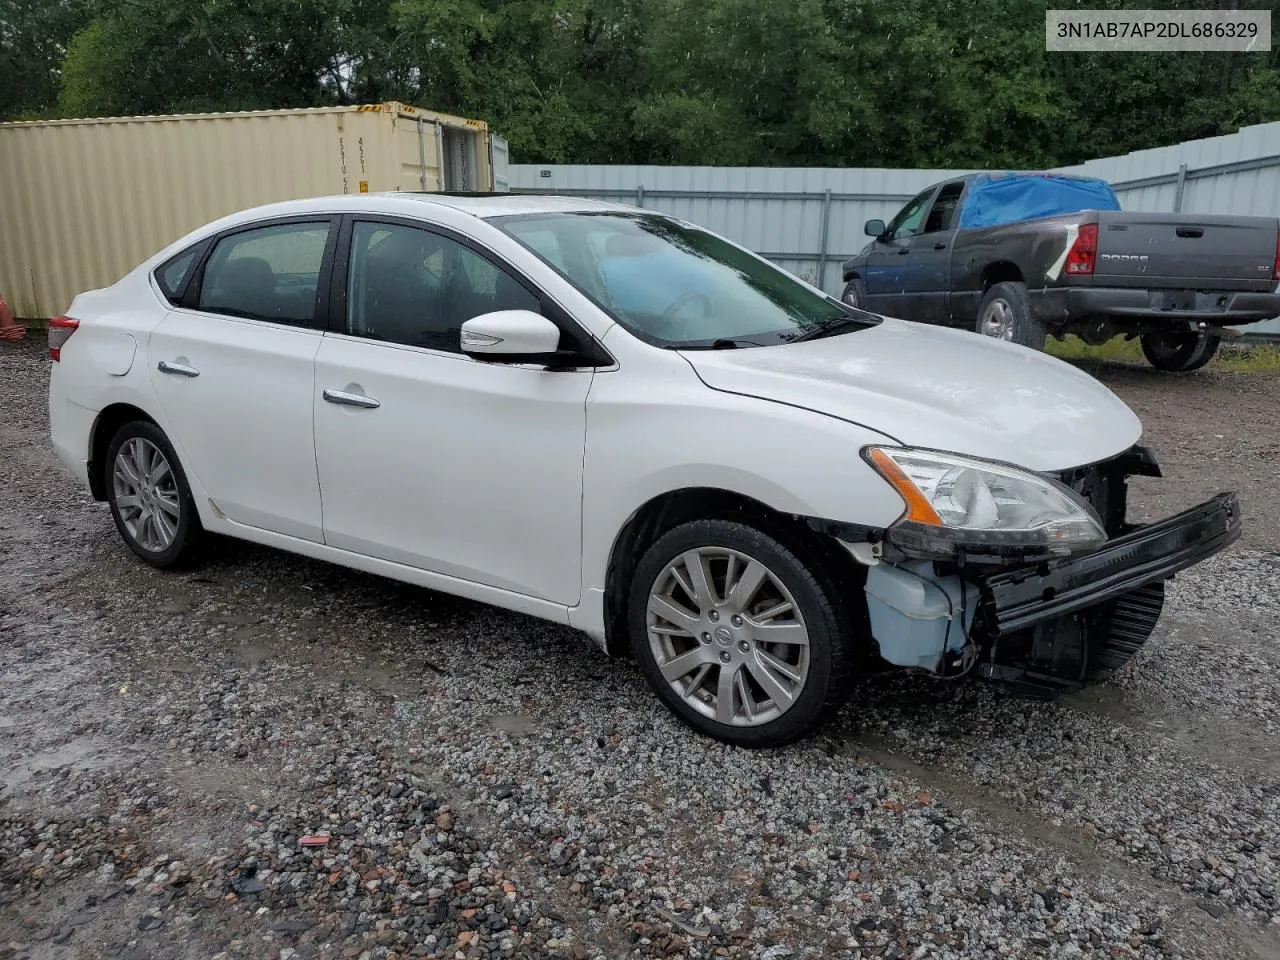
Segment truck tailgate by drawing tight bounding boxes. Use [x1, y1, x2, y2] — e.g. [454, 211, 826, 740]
[1094, 211, 1278, 291]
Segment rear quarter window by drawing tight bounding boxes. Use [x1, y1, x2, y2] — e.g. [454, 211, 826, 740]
[154, 246, 204, 305]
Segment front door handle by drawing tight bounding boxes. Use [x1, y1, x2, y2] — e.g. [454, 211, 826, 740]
[323, 388, 380, 409]
[933, 241, 947, 250]
[157, 360, 200, 378]
[896, 248, 909, 255]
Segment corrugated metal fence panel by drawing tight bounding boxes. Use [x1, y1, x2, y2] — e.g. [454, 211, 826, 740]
[1111, 183, 1180, 213]
[1060, 119, 1280, 217]
[511, 165, 970, 291]
[1179, 164, 1280, 217]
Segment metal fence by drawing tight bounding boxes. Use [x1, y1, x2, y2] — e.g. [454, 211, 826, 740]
[510, 120, 1280, 337]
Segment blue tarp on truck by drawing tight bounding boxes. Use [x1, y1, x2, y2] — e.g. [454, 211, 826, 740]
[957, 172, 1121, 230]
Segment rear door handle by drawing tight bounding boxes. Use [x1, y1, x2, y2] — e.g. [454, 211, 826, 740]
[897, 248, 909, 255]
[157, 360, 199, 378]
[933, 241, 947, 250]
[322, 388, 380, 409]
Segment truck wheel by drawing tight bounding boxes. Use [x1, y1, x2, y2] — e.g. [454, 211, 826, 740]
[628, 519, 855, 748]
[1140, 331, 1220, 372]
[841, 278, 867, 310]
[975, 281, 1045, 350]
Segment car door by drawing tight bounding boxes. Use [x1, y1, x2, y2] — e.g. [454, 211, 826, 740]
[148, 217, 336, 542]
[312, 217, 595, 605]
[863, 186, 937, 317]
[905, 180, 966, 324]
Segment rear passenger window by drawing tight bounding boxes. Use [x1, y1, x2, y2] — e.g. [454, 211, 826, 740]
[155, 247, 201, 305]
[197, 222, 331, 325]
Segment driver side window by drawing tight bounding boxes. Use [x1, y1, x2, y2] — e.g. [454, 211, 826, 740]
[885, 188, 936, 242]
[345, 222, 541, 353]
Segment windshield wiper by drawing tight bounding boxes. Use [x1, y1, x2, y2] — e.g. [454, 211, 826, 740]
[678, 337, 770, 350]
[789, 314, 876, 343]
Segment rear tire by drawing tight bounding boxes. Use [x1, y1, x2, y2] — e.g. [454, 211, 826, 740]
[105, 421, 202, 569]
[841, 278, 868, 310]
[975, 281, 1046, 350]
[1140, 330, 1220, 372]
[628, 519, 855, 748]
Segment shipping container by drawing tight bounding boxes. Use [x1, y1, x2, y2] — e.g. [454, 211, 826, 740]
[0, 102, 508, 318]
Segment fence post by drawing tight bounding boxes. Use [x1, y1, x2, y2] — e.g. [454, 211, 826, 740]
[636, 184, 645, 208]
[1173, 163, 1188, 213]
[817, 188, 833, 292]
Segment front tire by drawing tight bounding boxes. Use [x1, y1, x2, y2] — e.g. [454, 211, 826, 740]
[628, 519, 854, 747]
[1140, 330, 1220, 372]
[105, 421, 202, 569]
[975, 281, 1046, 350]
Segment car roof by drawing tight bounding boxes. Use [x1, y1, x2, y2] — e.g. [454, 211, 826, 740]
[393, 192, 637, 219]
[143, 192, 650, 272]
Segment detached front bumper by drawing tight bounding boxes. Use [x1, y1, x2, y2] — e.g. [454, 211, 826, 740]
[982, 492, 1242, 635]
[969, 492, 1241, 694]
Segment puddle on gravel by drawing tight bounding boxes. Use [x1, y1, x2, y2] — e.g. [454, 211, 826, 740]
[3, 736, 127, 792]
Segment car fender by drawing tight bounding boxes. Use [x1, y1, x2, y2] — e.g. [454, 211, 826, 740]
[572, 358, 909, 640]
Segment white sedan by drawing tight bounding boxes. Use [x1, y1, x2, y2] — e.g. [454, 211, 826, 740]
[48, 194, 1240, 746]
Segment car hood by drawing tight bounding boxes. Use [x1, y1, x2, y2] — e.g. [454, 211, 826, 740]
[679, 317, 1142, 472]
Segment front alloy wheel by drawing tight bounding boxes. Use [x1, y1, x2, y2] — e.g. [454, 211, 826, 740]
[629, 519, 853, 747]
[647, 546, 811, 727]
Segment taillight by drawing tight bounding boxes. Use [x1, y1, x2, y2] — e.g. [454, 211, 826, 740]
[1273, 229, 1280, 281]
[48, 315, 79, 361]
[1064, 223, 1098, 276]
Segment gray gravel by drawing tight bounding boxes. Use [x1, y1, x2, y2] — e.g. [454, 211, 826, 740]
[2, 339, 1279, 960]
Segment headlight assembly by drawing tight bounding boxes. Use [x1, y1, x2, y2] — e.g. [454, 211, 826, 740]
[863, 446, 1107, 560]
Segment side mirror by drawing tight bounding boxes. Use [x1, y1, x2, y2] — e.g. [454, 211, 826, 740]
[864, 218, 886, 238]
[461, 309, 561, 361]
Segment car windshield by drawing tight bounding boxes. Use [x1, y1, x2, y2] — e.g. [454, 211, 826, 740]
[492, 211, 880, 347]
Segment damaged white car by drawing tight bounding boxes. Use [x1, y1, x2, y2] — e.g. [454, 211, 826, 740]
[48, 195, 1241, 746]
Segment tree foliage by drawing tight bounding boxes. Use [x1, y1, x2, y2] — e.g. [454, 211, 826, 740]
[1, 0, 1277, 168]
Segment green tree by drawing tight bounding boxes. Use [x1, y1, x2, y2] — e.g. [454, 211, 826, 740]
[0, 0, 91, 120]
[15, 0, 1280, 169]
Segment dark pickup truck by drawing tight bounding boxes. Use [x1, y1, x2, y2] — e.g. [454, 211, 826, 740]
[840, 172, 1280, 371]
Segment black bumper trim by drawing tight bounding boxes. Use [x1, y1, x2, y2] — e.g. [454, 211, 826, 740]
[1030, 287, 1280, 326]
[982, 493, 1241, 635]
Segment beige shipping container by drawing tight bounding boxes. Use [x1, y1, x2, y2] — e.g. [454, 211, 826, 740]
[0, 101, 509, 318]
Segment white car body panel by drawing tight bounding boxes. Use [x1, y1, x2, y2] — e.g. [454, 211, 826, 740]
[149, 310, 326, 542]
[313, 333, 593, 603]
[682, 317, 1142, 473]
[47, 192, 1147, 648]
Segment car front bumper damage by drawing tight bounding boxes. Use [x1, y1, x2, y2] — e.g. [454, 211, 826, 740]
[972, 492, 1241, 694]
[823, 449, 1243, 694]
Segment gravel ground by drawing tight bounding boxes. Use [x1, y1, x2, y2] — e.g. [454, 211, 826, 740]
[2, 340, 1278, 960]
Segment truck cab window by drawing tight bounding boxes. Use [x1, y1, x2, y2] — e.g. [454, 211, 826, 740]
[885, 188, 936, 241]
[922, 182, 965, 235]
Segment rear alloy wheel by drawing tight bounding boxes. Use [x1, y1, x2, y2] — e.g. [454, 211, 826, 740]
[629, 519, 852, 747]
[975, 281, 1046, 350]
[1140, 330, 1220, 372]
[106, 421, 201, 568]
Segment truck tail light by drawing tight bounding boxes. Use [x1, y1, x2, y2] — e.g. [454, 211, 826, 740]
[1064, 223, 1098, 275]
[48, 315, 80, 361]
[1273, 229, 1280, 281]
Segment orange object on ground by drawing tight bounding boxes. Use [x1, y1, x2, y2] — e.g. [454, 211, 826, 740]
[0, 295, 25, 342]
